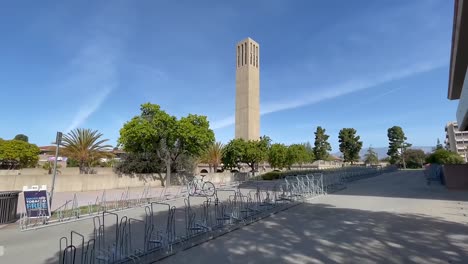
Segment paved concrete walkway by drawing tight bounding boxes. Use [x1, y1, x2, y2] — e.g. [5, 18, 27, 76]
[161, 170, 468, 264]
[1, 170, 467, 263]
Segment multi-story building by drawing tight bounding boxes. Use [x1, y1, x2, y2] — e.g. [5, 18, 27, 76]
[445, 122, 468, 161]
[448, 0, 468, 131]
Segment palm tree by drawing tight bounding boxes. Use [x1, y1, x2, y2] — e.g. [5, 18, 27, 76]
[60, 128, 112, 174]
[200, 142, 224, 173]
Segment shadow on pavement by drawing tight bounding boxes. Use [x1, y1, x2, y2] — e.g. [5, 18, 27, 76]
[332, 170, 468, 202]
[161, 203, 468, 264]
[45, 200, 468, 264]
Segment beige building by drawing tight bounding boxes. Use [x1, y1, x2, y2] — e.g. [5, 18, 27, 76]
[235, 37, 260, 140]
[445, 121, 468, 161]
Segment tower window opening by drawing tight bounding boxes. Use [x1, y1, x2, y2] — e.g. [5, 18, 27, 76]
[241, 44, 244, 66]
[250, 43, 253, 65]
[253, 45, 256, 67]
[244, 43, 247, 66]
[256, 46, 259, 68]
[237, 46, 240, 67]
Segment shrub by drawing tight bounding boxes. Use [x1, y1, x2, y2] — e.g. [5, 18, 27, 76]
[261, 171, 282, 180]
[425, 149, 465, 165]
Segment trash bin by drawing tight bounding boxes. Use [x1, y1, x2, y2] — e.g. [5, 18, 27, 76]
[0, 191, 21, 224]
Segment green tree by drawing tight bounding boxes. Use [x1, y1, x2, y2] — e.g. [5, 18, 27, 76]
[221, 138, 245, 170]
[338, 128, 363, 164]
[364, 147, 379, 165]
[222, 136, 270, 174]
[286, 144, 310, 169]
[14, 134, 29, 142]
[387, 126, 412, 168]
[66, 158, 79, 167]
[118, 103, 215, 186]
[380, 156, 391, 162]
[403, 149, 426, 168]
[243, 137, 270, 173]
[61, 128, 112, 174]
[435, 138, 444, 150]
[426, 149, 465, 164]
[313, 126, 331, 160]
[268, 143, 288, 169]
[0, 139, 40, 168]
[42, 161, 62, 174]
[200, 142, 224, 172]
[303, 142, 316, 162]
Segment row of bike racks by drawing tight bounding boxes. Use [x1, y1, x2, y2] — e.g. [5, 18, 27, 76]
[57, 185, 297, 264]
[19, 185, 190, 231]
[56, 166, 398, 263]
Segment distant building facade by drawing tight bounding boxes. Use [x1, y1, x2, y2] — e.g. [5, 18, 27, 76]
[235, 37, 260, 140]
[445, 121, 468, 161]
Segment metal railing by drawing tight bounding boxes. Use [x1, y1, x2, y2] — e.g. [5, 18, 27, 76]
[55, 166, 396, 263]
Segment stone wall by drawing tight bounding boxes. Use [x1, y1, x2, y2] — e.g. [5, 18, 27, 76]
[0, 168, 236, 192]
[443, 164, 468, 190]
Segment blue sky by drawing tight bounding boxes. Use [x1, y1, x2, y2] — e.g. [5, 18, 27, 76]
[0, 0, 459, 151]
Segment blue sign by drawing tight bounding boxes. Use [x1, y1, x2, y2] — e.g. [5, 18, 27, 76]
[24, 190, 51, 218]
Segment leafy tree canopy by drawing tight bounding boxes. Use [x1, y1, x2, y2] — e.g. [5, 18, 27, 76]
[222, 136, 270, 172]
[118, 103, 215, 185]
[0, 139, 40, 168]
[268, 143, 288, 169]
[303, 142, 316, 161]
[338, 128, 363, 164]
[286, 144, 311, 169]
[387, 126, 411, 166]
[313, 126, 331, 160]
[364, 147, 379, 165]
[243, 136, 270, 172]
[14, 134, 29, 142]
[404, 149, 426, 168]
[426, 149, 465, 165]
[221, 138, 246, 170]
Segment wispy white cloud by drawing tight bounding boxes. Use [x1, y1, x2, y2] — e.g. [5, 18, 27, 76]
[65, 84, 114, 132]
[211, 59, 445, 130]
[211, 115, 235, 130]
[63, 41, 119, 132]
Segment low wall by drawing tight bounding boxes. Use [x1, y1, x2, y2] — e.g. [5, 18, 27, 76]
[443, 164, 468, 190]
[0, 168, 236, 192]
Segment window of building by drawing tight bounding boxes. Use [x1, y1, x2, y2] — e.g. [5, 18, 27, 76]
[254, 45, 257, 67]
[241, 44, 244, 66]
[250, 43, 252, 65]
[237, 46, 240, 67]
[244, 42, 247, 66]
[256, 46, 259, 68]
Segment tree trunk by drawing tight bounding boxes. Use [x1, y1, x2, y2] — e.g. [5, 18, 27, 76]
[157, 173, 165, 187]
[166, 159, 171, 187]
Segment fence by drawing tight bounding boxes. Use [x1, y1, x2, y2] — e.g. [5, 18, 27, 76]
[0, 191, 20, 223]
[424, 164, 444, 185]
[58, 187, 293, 264]
[55, 166, 395, 264]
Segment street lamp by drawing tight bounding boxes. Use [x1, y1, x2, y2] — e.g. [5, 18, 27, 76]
[49, 131, 62, 208]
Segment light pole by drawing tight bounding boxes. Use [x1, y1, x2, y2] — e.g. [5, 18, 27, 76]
[49, 131, 62, 209]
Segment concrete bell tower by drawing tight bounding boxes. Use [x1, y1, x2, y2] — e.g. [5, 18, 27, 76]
[235, 37, 260, 140]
